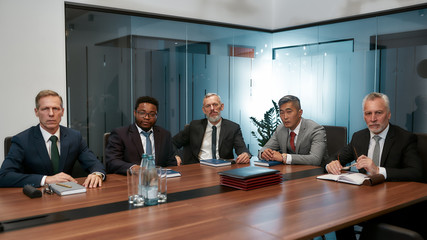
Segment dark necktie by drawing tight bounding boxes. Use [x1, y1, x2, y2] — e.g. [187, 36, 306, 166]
[212, 126, 217, 159]
[49, 135, 60, 173]
[141, 131, 152, 155]
[290, 131, 296, 152]
[372, 135, 381, 166]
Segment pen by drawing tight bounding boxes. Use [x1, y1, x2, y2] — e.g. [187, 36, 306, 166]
[56, 183, 72, 188]
[341, 162, 357, 170]
[341, 147, 360, 171]
[353, 146, 359, 158]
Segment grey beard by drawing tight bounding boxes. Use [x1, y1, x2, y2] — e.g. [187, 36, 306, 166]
[207, 114, 221, 123]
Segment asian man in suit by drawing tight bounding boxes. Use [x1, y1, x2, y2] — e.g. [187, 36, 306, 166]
[259, 95, 328, 165]
[325, 92, 423, 240]
[0, 90, 105, 188]
[172, 93, 251, 164]
[105, 96, 178, 175]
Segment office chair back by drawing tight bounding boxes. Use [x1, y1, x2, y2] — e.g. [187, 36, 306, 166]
[363, 223, 424, 240]
[4, 136, 12, 158]
[416, 133, 427, 183]
[103, 132, 111, 167]
[323, 125, 347, 157]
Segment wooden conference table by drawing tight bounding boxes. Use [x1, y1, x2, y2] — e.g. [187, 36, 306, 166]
[0, 163, 427, 240]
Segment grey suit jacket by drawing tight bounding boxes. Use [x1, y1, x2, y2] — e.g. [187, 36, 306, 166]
[172, 118, 250, 164]
[258, 118, 328, 165]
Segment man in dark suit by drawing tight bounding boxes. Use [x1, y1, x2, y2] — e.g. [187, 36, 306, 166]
[172, 93, 251, 164]
[325, 92, 422, 181]
[259, 95, 328, 165]
[325, 92, 423, 240]
[105, 96, 178, 175]
[0, 90, 105, 188]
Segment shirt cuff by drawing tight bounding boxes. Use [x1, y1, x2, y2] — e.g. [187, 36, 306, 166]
[378, 167, 387, 179]
[92, 172, 105, 181]
[41, 175, 47, 186]
[286, 154, 292, 164]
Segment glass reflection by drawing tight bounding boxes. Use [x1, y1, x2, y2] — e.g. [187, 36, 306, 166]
[65, 6, 427, 161]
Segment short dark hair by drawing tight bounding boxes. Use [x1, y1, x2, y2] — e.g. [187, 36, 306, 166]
[135, 96, 159, 111]
[278, 95, 301, 110]
[35, 90, 63, 109]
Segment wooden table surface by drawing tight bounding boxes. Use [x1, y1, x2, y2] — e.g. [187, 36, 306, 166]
[1, 163, 426, 240]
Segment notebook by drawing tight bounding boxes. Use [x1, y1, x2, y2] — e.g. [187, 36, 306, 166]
[317, 172, 385, 186]
[254, 159, 284, 167]
[316, 172, 368, 185]
[164, 169, 181, 178]
[200, 159, 232, 167]
[49, 182, 87, 196]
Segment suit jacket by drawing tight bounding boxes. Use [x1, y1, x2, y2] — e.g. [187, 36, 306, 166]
[0, 125, 105, 187]
[259, 118, 328, 165]
[105, 124, 177, 175]
[325, 124, 423, 182]
[172, 118, 250, 164]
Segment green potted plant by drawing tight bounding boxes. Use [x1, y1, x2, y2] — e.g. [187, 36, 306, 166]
[249, 100, 282, 147]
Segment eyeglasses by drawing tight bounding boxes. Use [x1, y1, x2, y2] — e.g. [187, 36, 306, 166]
[136, 111, 157, 118]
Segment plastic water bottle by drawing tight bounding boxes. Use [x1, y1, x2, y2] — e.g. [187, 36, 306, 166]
[137, 154, 148, 205]
[140, 154, 148, 168]
[143, 155, 158, 205]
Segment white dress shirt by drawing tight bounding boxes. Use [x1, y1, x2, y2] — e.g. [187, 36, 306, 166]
[39, 126, 60, 186]
[199, 119, 222, 160]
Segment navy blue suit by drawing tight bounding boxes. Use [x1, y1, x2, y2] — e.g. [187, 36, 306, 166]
[0, 125, 105, 187]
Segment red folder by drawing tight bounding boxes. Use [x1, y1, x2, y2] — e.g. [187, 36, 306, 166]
[218, 167, 283, 190]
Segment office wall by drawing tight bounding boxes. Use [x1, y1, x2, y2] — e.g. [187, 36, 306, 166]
[70, 0, 427, 30]
[0, 0, 424, 163]
[271, 0, 427, 29]
[0, 0, 67, 162]
[70, 0, 273, 29]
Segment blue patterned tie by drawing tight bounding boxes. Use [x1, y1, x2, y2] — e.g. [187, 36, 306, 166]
[141, 131, 152, 155]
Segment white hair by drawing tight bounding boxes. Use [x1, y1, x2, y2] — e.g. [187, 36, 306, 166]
[362, 92, 390, 113]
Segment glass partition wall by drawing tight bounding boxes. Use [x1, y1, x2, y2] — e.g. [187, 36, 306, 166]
[65, 5, 427, 161]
